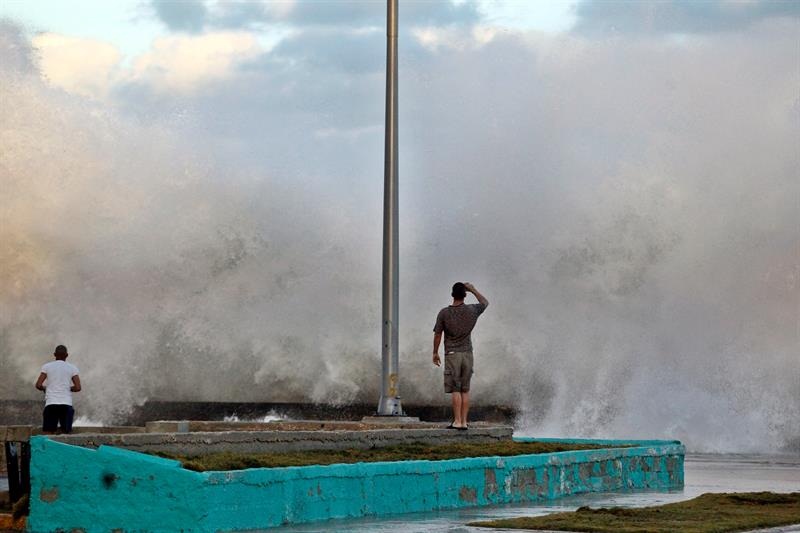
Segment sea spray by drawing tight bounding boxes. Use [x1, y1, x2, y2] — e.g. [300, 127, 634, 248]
[1, 21, 797, 452]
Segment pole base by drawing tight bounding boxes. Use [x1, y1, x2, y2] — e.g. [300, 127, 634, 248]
[361, 416, 420, 424]
[376, 396, 405, 416]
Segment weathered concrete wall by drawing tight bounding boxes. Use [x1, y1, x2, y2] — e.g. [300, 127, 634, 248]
[1, 425, 144, 474]
[126, 401, 516, 426]
[47, 426, 513, 455]
[28, 436, 684, 532]
[0, 400, 517, 426]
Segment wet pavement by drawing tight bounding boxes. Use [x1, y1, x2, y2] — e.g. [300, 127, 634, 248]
[275, 453, 800, 532]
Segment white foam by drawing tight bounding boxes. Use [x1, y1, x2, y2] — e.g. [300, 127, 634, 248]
[1, 21, 797, 453]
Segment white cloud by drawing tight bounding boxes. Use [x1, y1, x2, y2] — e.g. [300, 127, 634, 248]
[128, 32, 262, 92]
[32, 33, 122, 99]
[30, 30, 265, 97]
[412, 24, 498, 51]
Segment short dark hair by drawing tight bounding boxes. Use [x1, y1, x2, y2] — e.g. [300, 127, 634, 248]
[452, 282, 467, 300]
[54, 345, 68, 358]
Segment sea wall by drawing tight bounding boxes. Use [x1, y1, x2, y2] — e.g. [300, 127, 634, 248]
[28, 436, 684, 532]
[0, 400, 516, 426]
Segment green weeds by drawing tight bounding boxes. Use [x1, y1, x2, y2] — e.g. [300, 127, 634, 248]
[469, 492, 800, 532]
[160, 440, 611, 471]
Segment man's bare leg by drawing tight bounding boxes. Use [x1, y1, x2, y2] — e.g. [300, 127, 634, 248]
[451, 392, 462, 427]
[460, 392, 470, 427]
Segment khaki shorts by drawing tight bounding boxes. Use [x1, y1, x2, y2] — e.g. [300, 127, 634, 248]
[444, 351, 473, 393]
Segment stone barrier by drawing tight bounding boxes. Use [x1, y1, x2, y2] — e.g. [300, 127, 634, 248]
[0, 400, 517, 426]
[27, 436, 684, 532]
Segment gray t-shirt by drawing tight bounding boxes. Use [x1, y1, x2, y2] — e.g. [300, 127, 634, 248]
[434, 303, 487, 353]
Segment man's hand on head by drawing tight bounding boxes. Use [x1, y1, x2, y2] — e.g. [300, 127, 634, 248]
[463, 283, 489, 307]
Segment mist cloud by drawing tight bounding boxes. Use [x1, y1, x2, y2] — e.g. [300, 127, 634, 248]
[1, 10, 798, 452]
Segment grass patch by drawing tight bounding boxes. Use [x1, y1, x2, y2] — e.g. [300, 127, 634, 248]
[160, 440, 614, 472]
[469, 492, 800, 533]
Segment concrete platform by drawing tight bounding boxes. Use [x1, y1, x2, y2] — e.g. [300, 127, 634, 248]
[48, 421, 514, 456]
[3, 419, 511, 472]
[10, 418, 687, 532]
[143, 418, 441, 433]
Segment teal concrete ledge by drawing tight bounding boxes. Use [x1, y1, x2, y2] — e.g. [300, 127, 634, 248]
[28, 436, 684, 532]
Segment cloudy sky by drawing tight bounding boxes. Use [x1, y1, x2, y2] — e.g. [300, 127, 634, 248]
[1, 1, 798, 452]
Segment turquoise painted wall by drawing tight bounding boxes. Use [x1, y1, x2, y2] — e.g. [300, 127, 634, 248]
[28, 436, 684, 532]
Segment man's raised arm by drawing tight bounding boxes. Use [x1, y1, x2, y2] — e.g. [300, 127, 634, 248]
[464, 283, 488, 307]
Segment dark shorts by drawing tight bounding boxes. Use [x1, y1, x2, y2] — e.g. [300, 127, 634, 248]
[42, 404, 74, 433]
[444, 351, 474, 393]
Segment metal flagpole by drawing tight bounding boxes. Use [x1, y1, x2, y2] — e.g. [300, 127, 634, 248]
[377, 0, 403, 416]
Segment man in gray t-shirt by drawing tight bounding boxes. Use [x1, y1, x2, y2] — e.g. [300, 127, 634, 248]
[433, 282, 488, 430]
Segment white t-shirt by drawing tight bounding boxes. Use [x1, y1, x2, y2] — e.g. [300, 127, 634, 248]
[40, 360, 80, 406]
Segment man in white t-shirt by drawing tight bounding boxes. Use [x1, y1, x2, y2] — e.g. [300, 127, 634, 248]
[35, 345, 82, 434]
